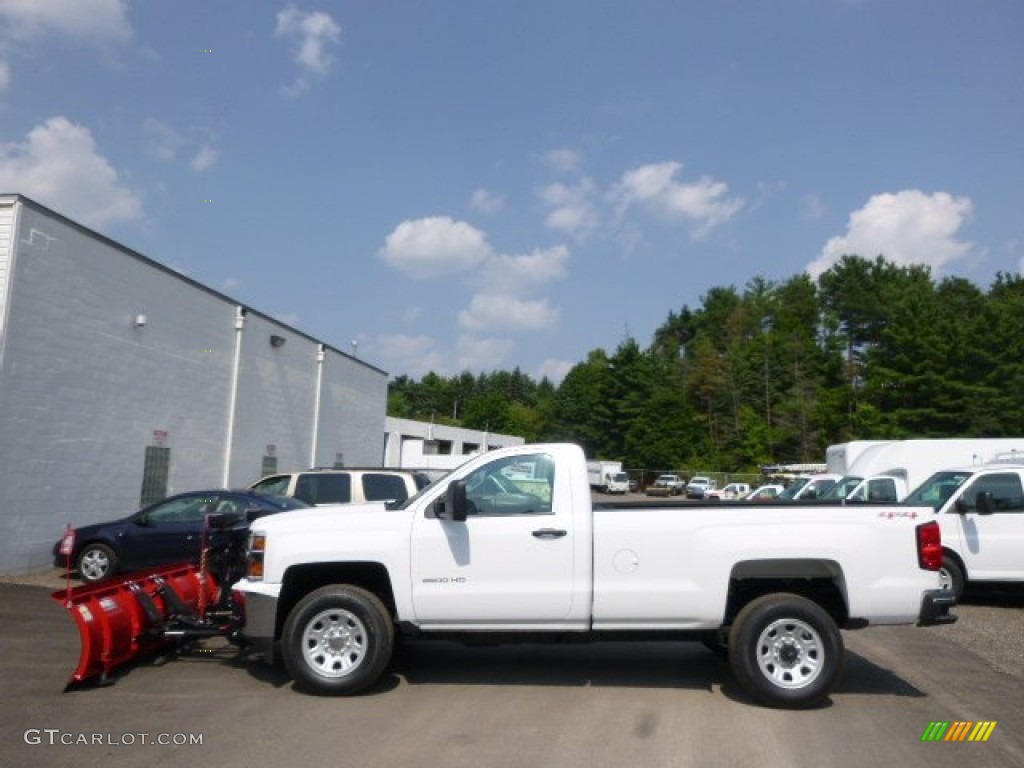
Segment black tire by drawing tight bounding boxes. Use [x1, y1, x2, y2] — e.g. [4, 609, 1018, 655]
[939, 556, 965, 601]
[76, 543, 118, 583]
[728, 593, 844, 709]
[281, 585, 394, 695]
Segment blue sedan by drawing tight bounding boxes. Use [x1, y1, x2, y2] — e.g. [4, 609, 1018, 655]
[53, 490, 309, 583]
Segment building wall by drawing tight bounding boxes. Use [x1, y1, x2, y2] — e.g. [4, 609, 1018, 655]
[0, 196, 387, 573]
[316, 350, 388, 469]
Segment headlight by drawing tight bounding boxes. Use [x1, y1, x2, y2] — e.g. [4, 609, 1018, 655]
[246, 533, 266, 580]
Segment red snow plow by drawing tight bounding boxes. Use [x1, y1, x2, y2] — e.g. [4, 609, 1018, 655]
[51, 512, 250, 689]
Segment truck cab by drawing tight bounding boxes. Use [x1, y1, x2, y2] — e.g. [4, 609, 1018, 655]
[904, 463, 1024, 598]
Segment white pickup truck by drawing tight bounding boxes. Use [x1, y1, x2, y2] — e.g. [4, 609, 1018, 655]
[235, 443, 955, 709]
[902, 462, 1024, 598]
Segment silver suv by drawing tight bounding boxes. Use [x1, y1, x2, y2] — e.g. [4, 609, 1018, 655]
[249, 468, 431, 506]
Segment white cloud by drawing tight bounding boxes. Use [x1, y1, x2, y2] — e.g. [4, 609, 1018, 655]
[378, 216, 493, 279]
[539, 178, 599, 239]
[470, 187, 504, 214]
[456, 336, 514, 372]
[807, 190, 974, 278]
[537, 358, 574, 384]
[275, 6, 341, 93]
[0, 0, 132, 43]
[458, 294, 559, 332]
[0, 61, 10, 91]
[0, 116, 142, 229]
[478, 245, 570, 294]
[802, 194, 825, 221]
[190, 144, 218, 173]
[613, 161, 743, 238]
[144, 118, 183, 162]
[373, 334, 444, 377]
[144, 118, 218, 174]
[546, 148, 582, 173]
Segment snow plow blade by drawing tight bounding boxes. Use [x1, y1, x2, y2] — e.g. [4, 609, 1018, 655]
[51, 563, 222, 688]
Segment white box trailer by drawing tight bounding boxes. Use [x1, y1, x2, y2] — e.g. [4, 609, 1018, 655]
[587, 460, 625, 493]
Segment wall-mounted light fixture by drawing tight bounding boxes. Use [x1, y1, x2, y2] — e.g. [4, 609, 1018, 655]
[134, 314, 147, 328]
[270, 334, 286, 348]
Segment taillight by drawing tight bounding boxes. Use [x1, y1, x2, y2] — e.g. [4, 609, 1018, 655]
[916, 521, 942, 571]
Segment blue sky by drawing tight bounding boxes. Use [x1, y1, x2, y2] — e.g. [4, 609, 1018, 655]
[1, 1, 1021, 383]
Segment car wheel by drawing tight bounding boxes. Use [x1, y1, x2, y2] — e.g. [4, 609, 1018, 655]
[281, 585, 394, 695]
[938, 556, 965, 601]
[77, 543, 118, 583]
[728, 593, 843, 709]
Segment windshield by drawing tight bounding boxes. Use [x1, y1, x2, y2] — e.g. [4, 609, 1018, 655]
[612, 472, 629, 482]
[777, 477, 810, 500]
[903, 470, 973, 510]
[820, 476, 863, 500]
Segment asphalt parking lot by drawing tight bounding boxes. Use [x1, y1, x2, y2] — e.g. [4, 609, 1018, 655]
[1, 572, 1022, 768]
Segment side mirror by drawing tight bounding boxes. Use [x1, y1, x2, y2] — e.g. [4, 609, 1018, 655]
[976, 492, 995, 515]
[134, 514, 151, 527]
[435, 479, 468, 522]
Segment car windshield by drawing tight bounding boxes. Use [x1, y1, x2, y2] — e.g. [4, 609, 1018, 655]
[777, 477, 810, 500]
[903, 470, 973, 510]
[613, 472, 629, 482]
[820, 476, 863, 500]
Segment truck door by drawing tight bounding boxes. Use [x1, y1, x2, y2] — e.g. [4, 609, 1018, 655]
[950, 471, 1024, 580]
[409, 451, 578, 625]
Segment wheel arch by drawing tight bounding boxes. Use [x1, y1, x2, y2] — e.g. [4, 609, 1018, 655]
[941, 547, 967, 579]
[275, 562, 396, 640]
[723, 559, 849, 628]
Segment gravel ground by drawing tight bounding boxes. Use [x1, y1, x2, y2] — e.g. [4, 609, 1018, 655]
[936, 591, 1024, 681]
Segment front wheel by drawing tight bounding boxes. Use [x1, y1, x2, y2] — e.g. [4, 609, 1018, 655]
[281, 585, 394, 695]
[728, 593, 843, 709]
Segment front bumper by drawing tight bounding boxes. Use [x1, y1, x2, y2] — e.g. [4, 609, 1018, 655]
[917, 589, 958, 627]
[233, 580, 281, 662]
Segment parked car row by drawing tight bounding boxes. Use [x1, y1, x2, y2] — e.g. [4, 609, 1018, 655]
[55, 467, 431, 584]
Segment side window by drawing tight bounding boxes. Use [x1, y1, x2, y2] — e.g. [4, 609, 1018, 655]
[362, 474, 410, 502]
[867, 478, 898, 502]
[463, 453, 555, 517]
[146, 495, 214, 524]
[962, 473, 1024, 513]
[215, 497, 243, 516]
[251, 476, 289, 496]
[296, 474, 351, 505]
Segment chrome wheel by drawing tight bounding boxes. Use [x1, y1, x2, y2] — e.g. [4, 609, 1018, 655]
[301, 608, 369, 679]
[755, 618, 824, 690]
[79, 547, 111, 581]
[938, 567, 953, 591]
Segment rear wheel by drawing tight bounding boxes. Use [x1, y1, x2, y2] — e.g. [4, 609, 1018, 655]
[938, 556, 965, 601]
[728, 593, 843, 709]
[77, 543, 118, 583]
[281, 585, 394, 695]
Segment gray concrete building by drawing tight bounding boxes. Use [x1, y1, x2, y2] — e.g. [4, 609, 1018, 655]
[0, 194, 388, 573]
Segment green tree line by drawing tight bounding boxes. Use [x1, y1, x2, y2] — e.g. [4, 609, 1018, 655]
[388, 255, 1024, 472]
